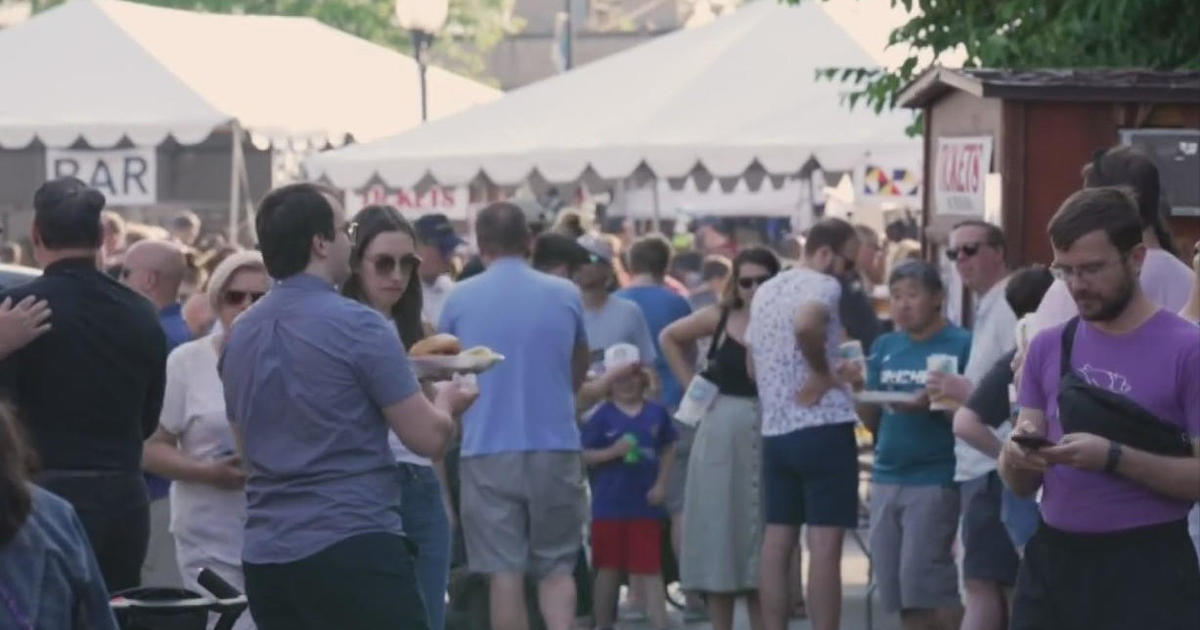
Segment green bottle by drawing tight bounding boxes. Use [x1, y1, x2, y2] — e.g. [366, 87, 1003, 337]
[622, 433, 641, 464]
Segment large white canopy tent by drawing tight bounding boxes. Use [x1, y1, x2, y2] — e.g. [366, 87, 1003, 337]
[0, 0, 500, 237]
[305, 0, 922, 220]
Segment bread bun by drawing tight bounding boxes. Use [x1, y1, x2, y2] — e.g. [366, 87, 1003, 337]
[411, 333, 462, 357]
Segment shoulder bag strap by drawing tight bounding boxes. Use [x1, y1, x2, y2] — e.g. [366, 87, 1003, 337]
[1059, 316, 1080, 378]
[707, 307, 732, 363]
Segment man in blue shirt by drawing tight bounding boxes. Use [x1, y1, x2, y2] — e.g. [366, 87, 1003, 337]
[220, 183, 473, 630]
[121, 238, 191, 587]
[439, 202, 590, 630]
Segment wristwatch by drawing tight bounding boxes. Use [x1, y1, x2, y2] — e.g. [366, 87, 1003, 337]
[1104, 440, 1123, 474]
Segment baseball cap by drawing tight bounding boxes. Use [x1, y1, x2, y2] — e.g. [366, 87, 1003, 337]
[603, 342, 640, 372]
[576, 233, 614, 264]
[414, 213, 465, 257]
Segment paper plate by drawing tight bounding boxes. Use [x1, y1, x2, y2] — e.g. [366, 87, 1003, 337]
[411, 352, 504, 379]
[854, 390, 922, 405]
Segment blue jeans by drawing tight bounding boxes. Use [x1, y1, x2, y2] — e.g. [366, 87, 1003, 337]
[399, 463, 452, 630]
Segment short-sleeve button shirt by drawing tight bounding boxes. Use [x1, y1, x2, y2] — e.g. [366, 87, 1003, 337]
[747, 268, 857, 436]
[220, 274, 420, 564]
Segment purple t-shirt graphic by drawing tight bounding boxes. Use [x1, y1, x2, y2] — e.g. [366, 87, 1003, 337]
[1019, 310, 1200, 533]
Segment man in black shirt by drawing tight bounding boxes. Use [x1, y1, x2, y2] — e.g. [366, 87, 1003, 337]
[0, 177, 167, 592]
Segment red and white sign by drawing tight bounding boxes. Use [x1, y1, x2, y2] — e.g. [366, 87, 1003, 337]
[347, 184, 470, 220]
[934, 136, 993, 216]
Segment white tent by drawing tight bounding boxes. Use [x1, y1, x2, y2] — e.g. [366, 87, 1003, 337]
[0, 0, 501, 150]
[305, 0, 920, 196]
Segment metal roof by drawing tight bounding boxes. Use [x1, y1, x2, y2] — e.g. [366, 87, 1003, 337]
[899, 67, 1200, 108]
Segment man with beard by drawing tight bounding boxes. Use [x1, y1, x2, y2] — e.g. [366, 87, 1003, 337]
[747, 217, 861, 630]
[1000, 187, 1200, 630]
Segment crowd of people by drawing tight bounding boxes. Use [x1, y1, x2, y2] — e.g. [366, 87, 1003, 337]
[0, 141, 1197, 630]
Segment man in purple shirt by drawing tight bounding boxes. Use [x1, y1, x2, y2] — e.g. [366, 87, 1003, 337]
[1000, 187, 1200, 630]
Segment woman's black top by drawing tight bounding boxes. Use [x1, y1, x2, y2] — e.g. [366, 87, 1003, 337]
[700, 308, 758, 398]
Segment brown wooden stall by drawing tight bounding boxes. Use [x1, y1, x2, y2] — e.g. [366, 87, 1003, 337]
[898, 68, 1200, 268]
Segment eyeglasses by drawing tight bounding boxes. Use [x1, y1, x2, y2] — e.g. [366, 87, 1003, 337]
[946, 242, 989, 261]
[223, 290, 265, 306]
[737, 274, 773, 289]
[342, 221, 359, 242]
[1050, 257, 1123, 283]
[368, 253, 422, 277]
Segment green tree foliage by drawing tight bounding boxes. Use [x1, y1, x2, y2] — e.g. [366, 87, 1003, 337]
[805, 0, 1200, 130]
[23, 0, 519, 81]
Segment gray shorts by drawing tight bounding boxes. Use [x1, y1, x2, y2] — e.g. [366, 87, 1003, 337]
[869, 483, 961, 613]
[665, 420, 695, 515]
[460, 451, 588, 578]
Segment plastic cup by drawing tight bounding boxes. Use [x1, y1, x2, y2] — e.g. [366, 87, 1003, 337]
[926, 353, 959, 411]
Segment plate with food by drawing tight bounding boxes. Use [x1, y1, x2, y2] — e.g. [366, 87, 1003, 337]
[410, 334, 505, 379]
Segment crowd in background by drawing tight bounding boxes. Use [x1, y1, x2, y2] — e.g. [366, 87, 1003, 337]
[0, 142, 1197, 630]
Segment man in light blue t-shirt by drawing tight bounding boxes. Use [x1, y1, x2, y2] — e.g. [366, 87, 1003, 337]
[439, 202, 590, 630]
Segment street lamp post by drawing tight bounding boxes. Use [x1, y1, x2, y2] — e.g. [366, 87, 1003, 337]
[395, 0, 449, 123]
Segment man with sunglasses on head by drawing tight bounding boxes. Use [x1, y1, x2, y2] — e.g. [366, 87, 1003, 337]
[0, 177, 168, 593]
[572, 233, 658, 411]
[928, 219, 1019, 630]
[219, 184, 475, 630]
[121, 238, 194, 588]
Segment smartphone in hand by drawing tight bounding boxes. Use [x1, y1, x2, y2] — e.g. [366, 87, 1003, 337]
[1012, 434, 1054, 450]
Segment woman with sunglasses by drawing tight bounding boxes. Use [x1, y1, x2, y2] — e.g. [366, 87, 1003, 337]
[143, 250, 269, 630]
[659, 246, 781, 630]
[340, 205, 453, 630]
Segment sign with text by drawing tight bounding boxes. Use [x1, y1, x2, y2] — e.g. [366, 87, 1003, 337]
[934, 136, 992, 216]
[45, 147, 157, 205]
[348, 184, 470, 220]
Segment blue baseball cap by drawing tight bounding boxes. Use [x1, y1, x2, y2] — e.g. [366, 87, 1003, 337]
[414, 213, 465, 257]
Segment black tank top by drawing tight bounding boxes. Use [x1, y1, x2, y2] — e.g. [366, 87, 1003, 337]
[700, 309, 758, 398]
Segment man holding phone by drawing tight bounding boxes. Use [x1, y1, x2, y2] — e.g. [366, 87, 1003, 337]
[1000, 188, 1200, 630]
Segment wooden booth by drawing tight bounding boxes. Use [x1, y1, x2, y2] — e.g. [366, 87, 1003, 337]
[898, 68, 1200, 268]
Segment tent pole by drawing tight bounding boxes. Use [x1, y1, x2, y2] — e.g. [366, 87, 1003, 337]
[228, 122, 242, 245]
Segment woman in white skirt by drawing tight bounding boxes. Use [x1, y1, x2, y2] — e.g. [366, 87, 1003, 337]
[660, 246, 780, 630]
[144, 251, 268, 630]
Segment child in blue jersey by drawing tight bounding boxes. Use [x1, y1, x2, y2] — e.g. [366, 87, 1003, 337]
[581, 344, 677, 630]
[854, 261, 972, 629]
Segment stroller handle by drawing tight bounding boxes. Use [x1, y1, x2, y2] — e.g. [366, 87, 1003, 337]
[198, 569, 240, 600]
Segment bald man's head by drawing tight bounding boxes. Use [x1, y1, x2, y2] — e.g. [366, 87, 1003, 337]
[122, 239, 187, 308]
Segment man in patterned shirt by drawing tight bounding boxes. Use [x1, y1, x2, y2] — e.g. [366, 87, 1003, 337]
[747, 218, 861, 630]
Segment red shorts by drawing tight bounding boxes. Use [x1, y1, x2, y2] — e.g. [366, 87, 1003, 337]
[590, 519, 662, 575]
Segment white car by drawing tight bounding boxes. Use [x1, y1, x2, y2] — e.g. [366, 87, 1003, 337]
[0, 263, 40, 291]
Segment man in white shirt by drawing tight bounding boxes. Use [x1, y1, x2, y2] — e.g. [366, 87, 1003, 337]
[747, 218, 861, 630]
[928, 220, 1018, 630]
[415, 213, 464, 325]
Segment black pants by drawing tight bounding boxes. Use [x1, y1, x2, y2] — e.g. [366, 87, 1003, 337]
[1011, 518, 1200, 630]
[36, 470, 150, 593]
[244, 532, 430, 630]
